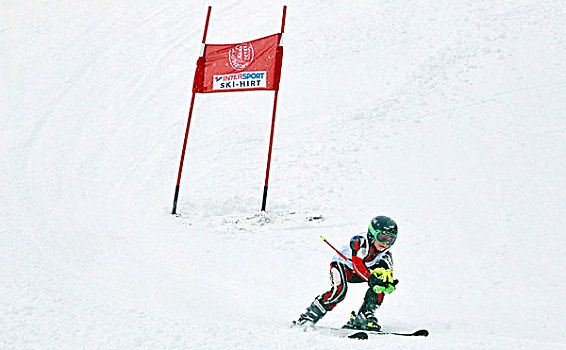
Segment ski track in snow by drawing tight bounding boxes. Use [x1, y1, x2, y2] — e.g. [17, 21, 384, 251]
[2, 0, 566, 348]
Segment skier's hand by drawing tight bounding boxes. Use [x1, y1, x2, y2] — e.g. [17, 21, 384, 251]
[372, 284, 396, 294]
[368, 268, 398, 294]
[370, 268, 394, 285]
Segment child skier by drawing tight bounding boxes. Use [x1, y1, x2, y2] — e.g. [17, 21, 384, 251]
[292, 215, 398, 331]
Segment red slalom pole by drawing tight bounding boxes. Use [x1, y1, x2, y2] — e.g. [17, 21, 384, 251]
[172, 6, 212, 215]
[320, 236, 351, 262]
[261, 5, 287, 212]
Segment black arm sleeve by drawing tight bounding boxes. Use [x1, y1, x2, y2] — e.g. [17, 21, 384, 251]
[375, 251, 394, 270]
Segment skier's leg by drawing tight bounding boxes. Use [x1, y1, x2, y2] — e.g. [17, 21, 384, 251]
[318, 262, 348, 310]
[343, 288, 384, 331]
[293, 262, 348, 326]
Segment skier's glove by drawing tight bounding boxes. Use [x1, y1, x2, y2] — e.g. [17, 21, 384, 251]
[368, 268, 398, 294]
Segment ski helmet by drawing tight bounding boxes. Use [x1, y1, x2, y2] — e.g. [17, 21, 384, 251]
[367, 216, 398, 246]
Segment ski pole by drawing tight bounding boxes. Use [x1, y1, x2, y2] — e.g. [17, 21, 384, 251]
[320, 236, 351, 262]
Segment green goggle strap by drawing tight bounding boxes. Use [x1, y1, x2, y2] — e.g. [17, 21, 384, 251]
[368, 225, 396, 243]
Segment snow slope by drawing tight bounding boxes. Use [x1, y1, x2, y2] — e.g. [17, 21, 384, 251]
[2, 0, 566, 348]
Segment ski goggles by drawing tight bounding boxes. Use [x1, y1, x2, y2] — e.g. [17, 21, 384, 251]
[368, 226, 397, 245]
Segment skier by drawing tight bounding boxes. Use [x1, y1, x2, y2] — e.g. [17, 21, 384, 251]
[292, 215, 398, 331]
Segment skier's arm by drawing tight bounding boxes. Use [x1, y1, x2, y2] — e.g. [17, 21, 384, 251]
[368, 252, 397, 294]
[349, 236, 371, 281]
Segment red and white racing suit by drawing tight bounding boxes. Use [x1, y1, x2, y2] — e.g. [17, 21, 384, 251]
[317, 234, 394, 311]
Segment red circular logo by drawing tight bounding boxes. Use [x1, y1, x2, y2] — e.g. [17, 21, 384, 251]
[228, 43, 254, 71]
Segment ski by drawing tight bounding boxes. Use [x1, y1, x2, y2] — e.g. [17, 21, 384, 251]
[368, 328, 429, 337]
[317, 326, 429, 339]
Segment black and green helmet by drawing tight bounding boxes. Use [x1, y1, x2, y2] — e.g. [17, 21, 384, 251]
[367, 216, 398, 246]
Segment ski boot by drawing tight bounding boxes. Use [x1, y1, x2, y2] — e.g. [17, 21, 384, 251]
[342, 289, 382, 331]
[291, 298, 327, 330]
[342, 310, 381, 331]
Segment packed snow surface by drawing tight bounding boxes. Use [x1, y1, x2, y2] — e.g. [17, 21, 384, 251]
[2, 0, 566, 349]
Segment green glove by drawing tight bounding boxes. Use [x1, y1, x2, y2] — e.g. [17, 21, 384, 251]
[372, 284, 396, 294]
[368, 268, 397, 294]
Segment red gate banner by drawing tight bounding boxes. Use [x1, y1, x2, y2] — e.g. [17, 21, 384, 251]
[172, 6, 287, 215]
[194, 33, 283, 93]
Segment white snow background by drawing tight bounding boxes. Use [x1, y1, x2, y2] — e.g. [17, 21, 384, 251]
[2, 0, 566, 349]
